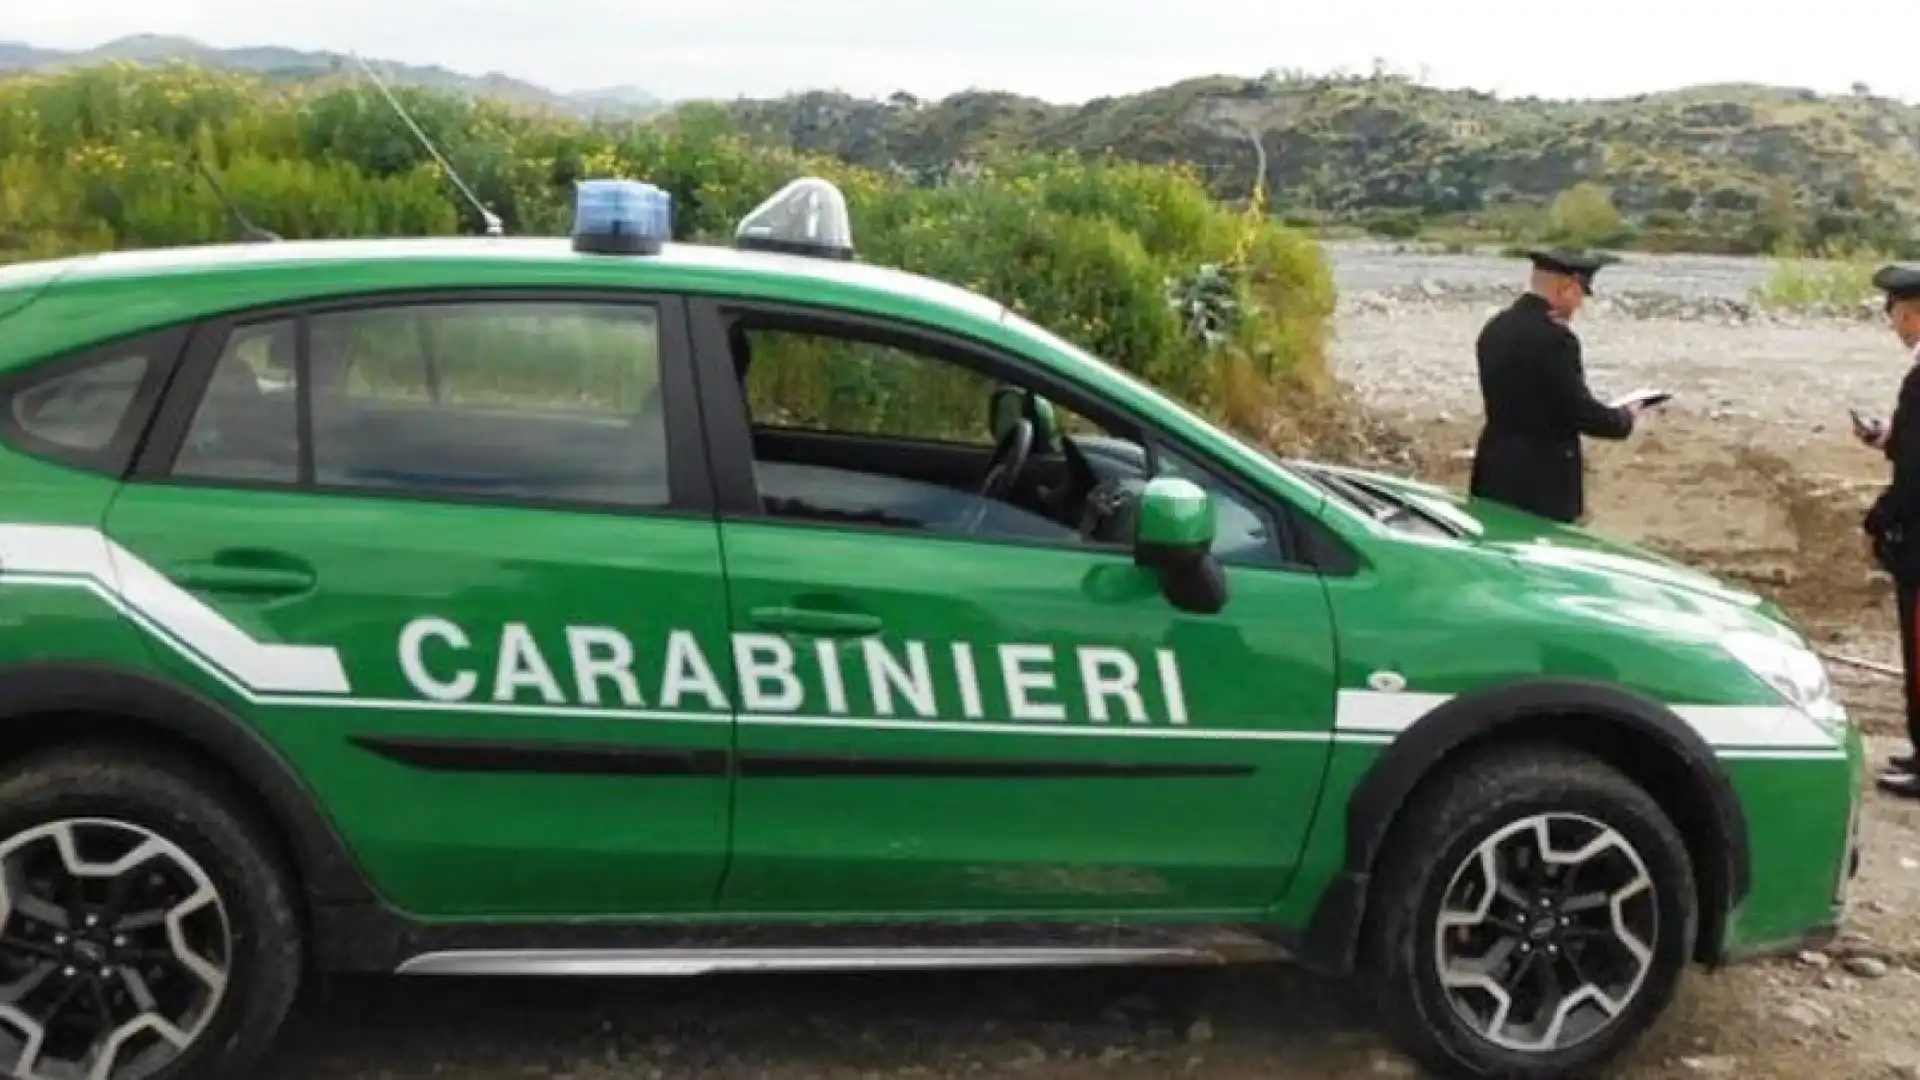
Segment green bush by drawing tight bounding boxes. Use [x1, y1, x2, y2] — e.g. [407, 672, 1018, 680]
[1750, 245, 1884, 316]
[0, 63, 1333, 441]
[1546, 182, 1635, 249]
[1358, 209, 1424, 240]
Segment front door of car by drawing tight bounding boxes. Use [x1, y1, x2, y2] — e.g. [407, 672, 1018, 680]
[693, 302, 1340, 915]
[101, 291, 737, 919]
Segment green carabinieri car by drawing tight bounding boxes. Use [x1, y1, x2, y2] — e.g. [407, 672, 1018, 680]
[0, 175, 1860, 1080]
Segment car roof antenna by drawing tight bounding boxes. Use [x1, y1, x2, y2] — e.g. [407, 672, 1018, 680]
[190, 155, 282, 243]
[349, 51, 505, 237]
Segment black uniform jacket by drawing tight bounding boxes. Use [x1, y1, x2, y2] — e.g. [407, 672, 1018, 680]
[1469, 293, 1635, 523]
[1865, 361, 1920, 583]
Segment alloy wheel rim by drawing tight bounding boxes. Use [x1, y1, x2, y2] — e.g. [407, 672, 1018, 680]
[1432, 812, 1658, 1054]
[0, 818, 231, 1080]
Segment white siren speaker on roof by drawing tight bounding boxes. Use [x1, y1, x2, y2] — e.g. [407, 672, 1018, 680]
[734, 177, 855, 261]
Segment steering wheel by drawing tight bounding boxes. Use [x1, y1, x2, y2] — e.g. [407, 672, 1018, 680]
[978, 417, 1034, 503]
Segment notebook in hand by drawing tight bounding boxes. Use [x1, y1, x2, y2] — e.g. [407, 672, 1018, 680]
[1610, 387, 1672, 409]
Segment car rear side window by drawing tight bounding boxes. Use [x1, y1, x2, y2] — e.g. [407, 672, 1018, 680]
[172, 319, 300, 484]
[169, 299, 670, 509]
[0, 329, 185, 477]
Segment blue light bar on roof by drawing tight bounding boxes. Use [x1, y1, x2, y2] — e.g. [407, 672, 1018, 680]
[572, 179, 671, 256]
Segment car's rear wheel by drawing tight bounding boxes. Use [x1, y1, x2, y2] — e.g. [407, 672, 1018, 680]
[1364, 744, 1698, 1080]
[0, 742, 302, 1080]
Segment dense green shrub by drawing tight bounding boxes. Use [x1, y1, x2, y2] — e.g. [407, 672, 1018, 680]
[1358, 209, 1424, 240]
[1545, 182, 1636, 250]
[0, 63, 1333, 438]
[1750, 246, 1885, 316]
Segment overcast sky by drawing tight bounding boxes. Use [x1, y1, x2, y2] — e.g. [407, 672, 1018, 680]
[6, 1, 1914, 104]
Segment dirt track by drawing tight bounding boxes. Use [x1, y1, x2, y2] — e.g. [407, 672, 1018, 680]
[259, 292, 1920, 1080]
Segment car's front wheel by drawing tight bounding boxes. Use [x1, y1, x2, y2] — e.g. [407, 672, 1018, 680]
[1365, 744, 1699, 1080]
[0, 742, 303, 1080]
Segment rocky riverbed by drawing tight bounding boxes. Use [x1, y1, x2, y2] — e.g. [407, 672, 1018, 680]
[263, 246, 1920, 1080]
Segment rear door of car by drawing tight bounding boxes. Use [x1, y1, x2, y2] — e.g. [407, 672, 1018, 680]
[101, 288, 738, 920]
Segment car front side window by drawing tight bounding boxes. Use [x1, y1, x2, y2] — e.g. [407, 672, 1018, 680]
[709, 308, 1298, 567]
[730, 322, 1096, 545]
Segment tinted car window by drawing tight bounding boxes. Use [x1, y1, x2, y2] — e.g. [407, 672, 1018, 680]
[171, 300, 671, 509]
[10, 355, 150, 454]
[172, 319, 300, 484]
[0, 331, 180, 476]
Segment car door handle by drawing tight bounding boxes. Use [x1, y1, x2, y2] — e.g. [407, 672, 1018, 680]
[172, 560, 316, 597]
[747, 606, 883, 637]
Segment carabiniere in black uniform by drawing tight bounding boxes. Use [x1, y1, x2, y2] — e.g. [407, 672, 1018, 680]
[1862, 264, 1920, 798]
[1469, 249, 1634, 524]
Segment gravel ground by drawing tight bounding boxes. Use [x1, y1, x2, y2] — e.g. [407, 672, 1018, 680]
[1335, 293, 1896, 431]
[259, 257, 1920, 1080]
[1325, 240, 1781, 302]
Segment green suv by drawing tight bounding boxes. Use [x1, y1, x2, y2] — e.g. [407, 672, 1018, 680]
[0, 177, 1859, 1080]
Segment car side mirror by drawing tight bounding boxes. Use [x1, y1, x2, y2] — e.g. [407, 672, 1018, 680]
[1132, 477, 1229, 615]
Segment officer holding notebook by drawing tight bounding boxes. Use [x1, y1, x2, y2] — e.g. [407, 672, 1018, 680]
[1858, 265, 1920, 798]
[1469, 249, 1663, 524]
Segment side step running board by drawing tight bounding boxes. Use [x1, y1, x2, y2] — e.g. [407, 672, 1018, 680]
[397, 941, 1282, 977]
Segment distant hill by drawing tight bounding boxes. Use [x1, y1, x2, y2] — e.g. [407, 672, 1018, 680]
[720, 73, 1920, 235]
[7, 39, 1917, 248]
[0, 34, 664, 117]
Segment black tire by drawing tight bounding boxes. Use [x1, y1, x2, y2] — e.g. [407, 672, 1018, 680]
[0, 741, 303, 1080]
[1363, 744, 1697, 1080]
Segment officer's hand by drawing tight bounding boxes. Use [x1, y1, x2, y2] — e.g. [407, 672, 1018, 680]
[1853, 414, 1888, 448]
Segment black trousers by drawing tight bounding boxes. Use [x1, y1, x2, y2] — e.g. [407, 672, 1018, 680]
[1902, 583, 1920, 755]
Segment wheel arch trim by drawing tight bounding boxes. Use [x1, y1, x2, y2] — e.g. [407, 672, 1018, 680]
[1300, 677, 1753, 974]
[0, 661, 379, 908]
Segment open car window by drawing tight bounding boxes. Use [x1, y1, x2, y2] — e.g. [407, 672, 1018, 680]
[730, 322, 1131, 547]
[740, 328, 997, 445]
[720, 313, 1293, 569]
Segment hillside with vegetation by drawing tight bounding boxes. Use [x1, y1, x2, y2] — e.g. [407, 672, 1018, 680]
[722, 71, 1920, 256]
[8, 39, 1915, 254]
[0, 35, 662, 117]
[0, 63, 1335, 445]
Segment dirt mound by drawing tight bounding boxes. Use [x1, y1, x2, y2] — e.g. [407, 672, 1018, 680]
[1722, 443, 1888, 617]
[1291, 395, 1887, 619]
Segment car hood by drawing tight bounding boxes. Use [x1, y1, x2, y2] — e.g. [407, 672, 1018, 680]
[1289, 459, 1773, 615]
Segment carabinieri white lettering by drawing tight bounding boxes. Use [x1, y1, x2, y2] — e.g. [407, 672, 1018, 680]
[396, 617, 1190, 726]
